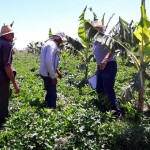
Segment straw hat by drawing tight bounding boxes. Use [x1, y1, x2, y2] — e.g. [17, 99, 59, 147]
[0, 25, 14, 37]
[52, 31, 67, 42]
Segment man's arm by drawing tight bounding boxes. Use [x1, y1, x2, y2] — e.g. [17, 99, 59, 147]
[103, 51, 113, 62]
[99, 52, 113, 70]
[5, 64, 20, 94]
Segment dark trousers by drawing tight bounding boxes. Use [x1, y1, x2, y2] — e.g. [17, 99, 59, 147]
[41, 76, 57, 109]
[96, 61, 120, 111]
[0, 82, 10, 125]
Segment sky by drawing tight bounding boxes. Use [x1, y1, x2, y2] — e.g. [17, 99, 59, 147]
[0, 0, 150, 50]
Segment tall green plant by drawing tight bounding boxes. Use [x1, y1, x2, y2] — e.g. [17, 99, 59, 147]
[66, 6, 116, 90]
[27, 41, 43, 54]
[67, 6, 111, 79]
[133, 0, 150, 111]
[84, 0, 150, 111]
[78, 6, 93, 80]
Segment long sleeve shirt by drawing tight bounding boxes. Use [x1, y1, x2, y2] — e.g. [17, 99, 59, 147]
[39, 40, 60, 79]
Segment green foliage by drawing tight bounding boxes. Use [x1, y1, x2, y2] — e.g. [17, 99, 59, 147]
[0, 53, 149, 149]
[82, 0, 150, 111]
[49, 28, 52, 37]
[132, 0, 150, 110]
[27, 41, 43, 54]
[0, 1, 150, 149]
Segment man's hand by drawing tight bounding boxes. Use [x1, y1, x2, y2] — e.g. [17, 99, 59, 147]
[14, 83, 20, 94]
[99, 58, 108, 70]
[99, 52, 113, 70]
[56, 68, 62, 79]
[5, 64, 20, 94]
[52, 78, 57, 85]
[57, 72, 62, 79]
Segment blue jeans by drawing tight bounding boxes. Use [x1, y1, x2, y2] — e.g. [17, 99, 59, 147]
[96, 61, 120, 112]
[41, 76, 57, 109]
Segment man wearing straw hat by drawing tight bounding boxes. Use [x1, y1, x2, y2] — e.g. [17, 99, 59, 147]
[39, 31, 67, 109]
[0, 24, 20, 126]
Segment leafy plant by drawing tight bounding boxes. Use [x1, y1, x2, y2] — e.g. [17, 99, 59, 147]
[0, 49, 149, 150]
[65, 6, 114, 90]
[83, 0, 150, 111]
[133, 0, 150, 111]
[0, 2, 150, 149]
[27, 41, 43, 54]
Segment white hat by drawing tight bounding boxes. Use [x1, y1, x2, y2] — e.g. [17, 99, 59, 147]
[52, 31, 67, 42]
[91, 20, 105, 33]
[0, 25, 14, 37]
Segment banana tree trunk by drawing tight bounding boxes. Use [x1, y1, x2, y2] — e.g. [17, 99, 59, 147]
[84, 47, 89, 79]
[138, 85, 144, 111]
[137, 67, 145, 111]
[137, 24, 145, 111]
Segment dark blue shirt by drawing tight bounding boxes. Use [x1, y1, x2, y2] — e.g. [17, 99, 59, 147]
[0, 37, 13, 83]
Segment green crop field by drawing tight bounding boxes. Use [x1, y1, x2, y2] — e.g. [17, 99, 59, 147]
[0, 52, 149, 150]
[1, 1, 150, 149]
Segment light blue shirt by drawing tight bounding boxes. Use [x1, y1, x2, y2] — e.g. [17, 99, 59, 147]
[92, 41, 116, 65]
[39, 40, 60, 79]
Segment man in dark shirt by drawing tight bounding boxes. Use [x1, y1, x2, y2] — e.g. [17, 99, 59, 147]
[0, 24, 20, 126]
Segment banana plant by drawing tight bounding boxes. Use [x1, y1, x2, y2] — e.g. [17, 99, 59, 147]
[64, 1, 149, 110]
[67, 6, 108, 79]
[48, 28, 52, 37]
[133, 0, 150, 111]
[84, 0, 150, 111]
[77, 6, 94, 80]
[27, 41, 43, 54]
[108, 0, 150, 111]
[66, 6, 116, 90]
